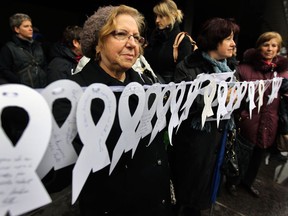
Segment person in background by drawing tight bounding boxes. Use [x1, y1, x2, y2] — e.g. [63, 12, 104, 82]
[0, 13, 47, 87]
[170, 17, 240, 216]
[33, 26, 54, 62]
[47, 25, 83, 84]
[234, 31, 288, 198]
[144, 0, 193, 83]
[0, 13, 48, 149]
[54, 5, 173, 216]
[41, 25, 83, 193]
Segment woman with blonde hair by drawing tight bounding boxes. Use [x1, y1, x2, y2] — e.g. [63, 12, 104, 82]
[144, 0, 193, 83]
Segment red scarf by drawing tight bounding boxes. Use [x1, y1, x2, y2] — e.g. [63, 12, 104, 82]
[75, 55, 83, 63]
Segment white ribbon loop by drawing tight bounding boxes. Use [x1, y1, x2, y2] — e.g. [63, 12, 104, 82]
[257, 80, 265, 113]
[216, 81, 228, 127]
[268, 77, 282, 104]
[110, 82, 145, 174]
[72, 83, 116, 204]
[233, 81, 248, 110]
[177, 80, 201, 131]
[149, 83, 173, 145]
[248, 81, 256, 119]
[168, 82, 184, 145]
[0, 84, 52, 216]
[37, 80, 83, 179]
[136, 83, 161, 139]
[202, 78, 216, 128]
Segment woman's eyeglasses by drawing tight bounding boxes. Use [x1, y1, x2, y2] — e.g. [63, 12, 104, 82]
[111, 30, 145, 46]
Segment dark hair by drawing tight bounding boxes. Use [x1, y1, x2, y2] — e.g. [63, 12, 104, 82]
[197, 17, 240, 52]
[61, 25, 82, 49]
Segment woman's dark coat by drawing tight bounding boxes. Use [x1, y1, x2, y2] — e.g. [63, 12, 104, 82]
[144, 23, 193, 83]
[47, 42, 79, 84]
[0, 34, 47, 87]
[54, 60, 172, 216]
[170, 50, 237, 210]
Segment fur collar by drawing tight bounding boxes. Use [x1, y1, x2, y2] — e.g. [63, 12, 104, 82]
[243, 48, 288, 73]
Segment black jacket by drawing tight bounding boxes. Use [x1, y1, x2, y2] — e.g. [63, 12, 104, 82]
[47, 42, 79, 84]
[0, 34, 47, 88]
[144, 23, 193, 83]
[170, 50, 237, 210]
[54, 60, 173, 216]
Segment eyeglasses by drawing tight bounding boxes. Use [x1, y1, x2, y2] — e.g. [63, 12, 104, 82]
[111, 30, 146, 46]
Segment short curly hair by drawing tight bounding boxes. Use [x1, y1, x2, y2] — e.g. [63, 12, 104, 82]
[80, 5, 145, 60]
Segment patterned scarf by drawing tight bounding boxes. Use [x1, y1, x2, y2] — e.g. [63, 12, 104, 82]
[202, 52, 232, 73]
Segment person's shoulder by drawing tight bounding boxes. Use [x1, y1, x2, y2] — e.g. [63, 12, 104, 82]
[180, 50, 203, 67]
[128, 68, 153, 85]
[276, 55, 288, 72]
[0, 41, 15, 56]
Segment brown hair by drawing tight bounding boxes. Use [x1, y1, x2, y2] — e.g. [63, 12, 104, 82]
[197, 17, 240, 52]
[80, 5, 145, 60]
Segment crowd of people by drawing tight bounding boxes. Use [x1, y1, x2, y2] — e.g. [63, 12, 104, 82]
[0, 0, 288, 216]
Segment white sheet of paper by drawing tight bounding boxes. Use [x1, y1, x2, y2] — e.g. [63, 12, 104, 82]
[201, 77, 216, 127]
[168, 82, 183, 145]
[248, 81, 256, 119]
[36, 80, 83, 179]
[0, 84, 51, 216]
[233, 81, 248, 110]
[223, 82, 239, 119]
[110, 82, 145, 174]
[258, 80, 265, 113]
[177, 80, 200, 132]
[216, 81, 228, 127]
[149, 84, 173, 145]
[136, 83, 161, 139]
[267, 77, 282, 104]
[72, 83, 116, 204]
[211, 71, 235, 84]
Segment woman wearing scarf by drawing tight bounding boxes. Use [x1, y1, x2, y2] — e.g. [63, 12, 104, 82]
[233, 32, 288, 198]
[170, 17, 240, 216]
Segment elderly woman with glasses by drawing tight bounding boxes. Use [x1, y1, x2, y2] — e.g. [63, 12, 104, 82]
[54, 5, 173, 216]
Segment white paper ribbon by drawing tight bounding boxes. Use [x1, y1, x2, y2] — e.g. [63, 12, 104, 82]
[0, 84, 52, 216]
[37, 80, 82, 179]
[73, 83, 116, 204]
[110, 82, 145, 174]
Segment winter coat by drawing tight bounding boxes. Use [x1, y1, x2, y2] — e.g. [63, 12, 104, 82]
[0, 34, 47, 88]
[170, 50, 237, 210]
[144, 22, 193, 83]
[279, 78, 288, 134]
[53, 60, 173, 216]
[235, 48, 288, 149]
[47, 42, 80, 84]
[0, 35, 47, 150]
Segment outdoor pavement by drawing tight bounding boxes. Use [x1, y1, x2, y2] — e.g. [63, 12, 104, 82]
[22, 152, 288, 216]
[204, 152, 288, 216]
